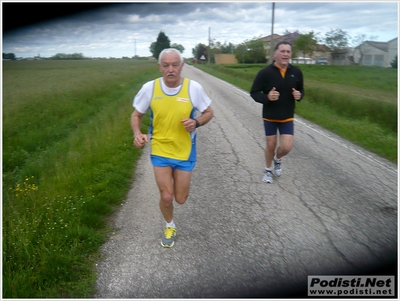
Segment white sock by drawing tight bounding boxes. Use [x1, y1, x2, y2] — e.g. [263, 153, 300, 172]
[274, 155, 281, 162]
[166, 220, 175, 228]
[265, 167, 272, 171]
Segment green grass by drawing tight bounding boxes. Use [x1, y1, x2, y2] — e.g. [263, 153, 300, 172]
[194, 63, 397, 163]
[3, 60, 157, 298]
[222, 63, 398, 92]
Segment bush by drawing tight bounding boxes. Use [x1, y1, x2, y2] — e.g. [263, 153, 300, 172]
[390, 55, 397, 69]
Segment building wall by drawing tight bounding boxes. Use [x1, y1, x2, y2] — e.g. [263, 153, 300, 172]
[215, 54, 238, 65]
[359, 44, 386, 67]
[356, 39, 398, 67]
[314, 50, 332, 63]
[388, 38, 398, 67]
[332, 52, 351, 65]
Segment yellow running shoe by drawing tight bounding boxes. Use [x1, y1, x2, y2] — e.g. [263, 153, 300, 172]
[161, 226, 176, 248]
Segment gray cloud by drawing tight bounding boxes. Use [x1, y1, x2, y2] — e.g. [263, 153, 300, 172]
[2, 2, 398, 58]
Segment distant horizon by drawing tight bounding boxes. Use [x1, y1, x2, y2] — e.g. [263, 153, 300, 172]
[4, 35, 397, 61]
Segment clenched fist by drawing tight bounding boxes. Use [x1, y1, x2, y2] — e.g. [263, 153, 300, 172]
[133, 133, 149, 149]
[268, 87, 280, 101]
[292, 88, 301, 100]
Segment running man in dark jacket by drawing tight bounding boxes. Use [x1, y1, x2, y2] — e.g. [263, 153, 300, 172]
[250, 41, 304, 183]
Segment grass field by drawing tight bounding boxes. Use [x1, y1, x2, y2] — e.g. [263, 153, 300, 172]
[3, 60, 158, 298]
[2, 60, 397, 298]
[194, 63, 397, 162]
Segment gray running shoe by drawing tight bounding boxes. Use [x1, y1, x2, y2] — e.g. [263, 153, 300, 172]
[263, 170, 273, 183]
[161, 226, 176, 248]
[274, 159, 282, 177]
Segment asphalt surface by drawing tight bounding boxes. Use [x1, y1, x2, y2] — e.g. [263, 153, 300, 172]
[95, 64, 397, 298]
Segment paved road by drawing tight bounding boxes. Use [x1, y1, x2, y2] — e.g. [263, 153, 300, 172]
[95, 65, 397, 298]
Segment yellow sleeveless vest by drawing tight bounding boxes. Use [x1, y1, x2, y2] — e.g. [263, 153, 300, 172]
[150, 78, 195, 160]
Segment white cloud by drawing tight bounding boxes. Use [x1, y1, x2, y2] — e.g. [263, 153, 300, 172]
[2, 2, 398, 58]
[127, 15, 142, 23]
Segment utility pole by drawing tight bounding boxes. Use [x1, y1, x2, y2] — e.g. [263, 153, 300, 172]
[269, 2, 275, 63]
[208, 27, 211, 64]
[134, 39, 137, 58]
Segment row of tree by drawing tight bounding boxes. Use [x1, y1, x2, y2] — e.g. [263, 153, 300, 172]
[2, 52, 87, 60]
[4, 28, 396, 67]
[150, 28, 396, 67]
[50, 53, 86, 60]
[3, 53, 16, 60]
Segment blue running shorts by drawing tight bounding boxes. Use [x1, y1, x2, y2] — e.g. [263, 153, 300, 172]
[150, 155, 196, 171]
[264, 120, 294, 136]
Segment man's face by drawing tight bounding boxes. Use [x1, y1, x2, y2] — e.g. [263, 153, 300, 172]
[274, 44, 292, 68]
[158, 52, 184, 87]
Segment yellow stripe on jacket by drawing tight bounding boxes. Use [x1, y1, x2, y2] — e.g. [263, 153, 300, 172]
[263, 117, 294, 123]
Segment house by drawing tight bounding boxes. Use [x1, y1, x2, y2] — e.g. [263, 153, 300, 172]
[331, 48, 354, 65]
[259, 34, 282, 61]
[259, 32, 301, 60]
[314, 44, 332, 64]
[260, 32, 397, 67]
[388, 38, 398, 66]
[294, 44, 332, 64]
[259, 32, 332, 64]
[353, 38, 397, 67]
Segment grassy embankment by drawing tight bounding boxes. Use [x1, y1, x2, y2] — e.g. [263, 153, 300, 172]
[194, 63, 397, 163]
[3, 60, 397, 298]
[3, 60, 159, 298]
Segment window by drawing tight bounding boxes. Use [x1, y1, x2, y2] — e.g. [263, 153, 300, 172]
[374, 54, 384, 66]
[363, 55, 372, 65]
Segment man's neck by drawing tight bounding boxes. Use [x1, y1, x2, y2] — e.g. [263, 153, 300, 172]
[274, 62, 288, 70]
[162, 77, 183, 88]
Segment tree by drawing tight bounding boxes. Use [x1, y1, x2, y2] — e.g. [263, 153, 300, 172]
[3, 53, 16, 60]
[390, 55, 397, 69]
[220, 42, 236, 54]
[206, 38, 221, 63]
[235, 38, 266, 64]
[150, 31, 171, 60]
[294, 31, 318, 58]
[235, 43, 249, 63]
[192, 43, 208, 60]
[50, 53, 85, 60]
[192, 40, 236, 63]
[324, 28, 349, 50]
[247, 38, 266, 63]
[171, 43, 185, 53]
[149, 42, 156, 57]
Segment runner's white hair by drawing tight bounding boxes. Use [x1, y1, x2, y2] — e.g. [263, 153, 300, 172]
[158, 48, 184, 64]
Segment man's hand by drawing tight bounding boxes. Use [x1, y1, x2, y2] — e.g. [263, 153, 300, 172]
[268, 87, 280, 101]
[292, 88, 301, 100]
[133, 133, 149, 149]
[181, 118, 197, 132]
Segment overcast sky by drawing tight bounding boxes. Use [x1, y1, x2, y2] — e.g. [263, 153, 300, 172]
[2, 1, 398, 58]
